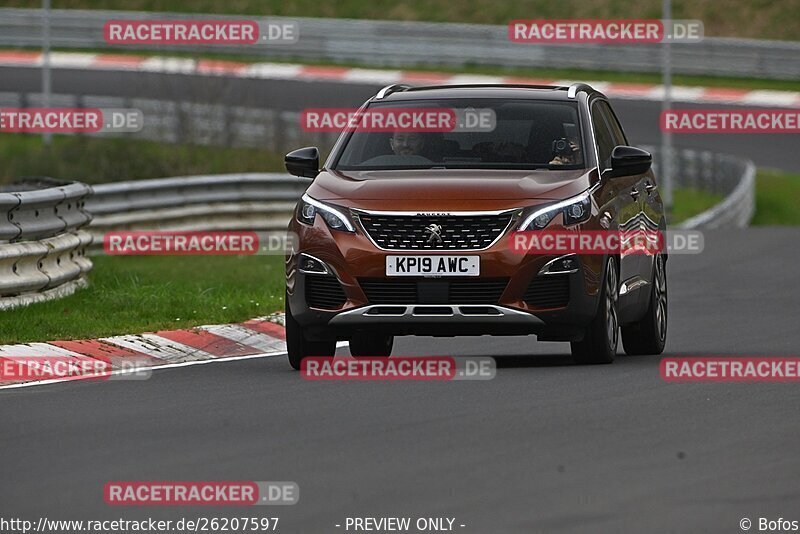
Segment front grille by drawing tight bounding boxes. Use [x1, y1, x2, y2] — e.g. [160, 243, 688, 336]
[524, 274, 570, 309]
[305, 275, 347, 309]
[357, 213, 513, 250]
[359, 278, 508, 304]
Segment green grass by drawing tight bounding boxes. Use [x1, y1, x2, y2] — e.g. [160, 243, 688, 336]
[752, 168, 800, 225]
[2, 0, 797, 40]
[0, 134, 285, 185]
[0, 255, 284, 344]
[670, 188, 724, 224]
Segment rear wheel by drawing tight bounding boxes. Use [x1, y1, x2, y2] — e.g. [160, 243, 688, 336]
[349, 333, 393, 358]
[285, 293, 337, 371]
[622, 254, 667, 355]
[570, 256, 618, 365]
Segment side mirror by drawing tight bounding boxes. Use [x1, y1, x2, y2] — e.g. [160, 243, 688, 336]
[609, 145, 652, 177]
[285, 147, 320, 178]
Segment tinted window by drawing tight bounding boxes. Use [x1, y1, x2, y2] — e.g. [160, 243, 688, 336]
[591, 102, 616, 170]
[597, 100, 627, 146]
[334, 99, 584, 171]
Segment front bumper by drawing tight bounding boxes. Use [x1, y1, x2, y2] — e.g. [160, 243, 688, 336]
[286, 213, 605, 341]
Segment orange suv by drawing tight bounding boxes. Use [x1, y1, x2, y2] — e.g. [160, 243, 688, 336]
[284, 83, 667, 368]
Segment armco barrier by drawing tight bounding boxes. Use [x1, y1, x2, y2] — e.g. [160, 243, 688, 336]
[0, 148, 753, 309]
[84, 150, 753, 254]
[0, 88, 757, 231]
[86, 173, 310, 245]
[0, 178, 93, 310]
[1, 8, 800, 80]
[644, 145, 756, 229]
[0, 97, 755, 310]
[677, 158, 756, 229]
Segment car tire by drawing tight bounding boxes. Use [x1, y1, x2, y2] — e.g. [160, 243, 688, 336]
[349, 333, 393, 358]
[285, 293, 337, 371]
[570, 256, 619, 365]
[622, 253, 667, 356]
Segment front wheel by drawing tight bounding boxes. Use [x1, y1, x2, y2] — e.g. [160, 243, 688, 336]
[285, 293, 337, 371]
[622, 253, 667, 355]
[571, 256, 619, 365]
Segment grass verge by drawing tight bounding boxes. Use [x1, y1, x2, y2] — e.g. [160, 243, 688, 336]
[752, 168, 800, 225]
[670, 188, 724, 224]
[0, 255, 285, 344]
[0, 134, 285, 185]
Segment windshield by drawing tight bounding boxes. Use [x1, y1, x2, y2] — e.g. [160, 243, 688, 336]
[333, 98, 585, 171]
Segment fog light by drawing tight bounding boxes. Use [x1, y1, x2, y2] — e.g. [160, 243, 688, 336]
[298, 253, 329, 274]
[539, 255, 579, 275]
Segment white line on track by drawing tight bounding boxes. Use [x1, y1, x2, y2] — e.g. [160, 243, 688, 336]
[0, 342, 348, 391]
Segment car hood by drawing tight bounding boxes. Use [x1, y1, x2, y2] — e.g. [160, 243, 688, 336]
[307, 169, 597, 209]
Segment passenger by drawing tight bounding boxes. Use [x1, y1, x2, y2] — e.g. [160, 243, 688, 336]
[549, 137, 582, 165]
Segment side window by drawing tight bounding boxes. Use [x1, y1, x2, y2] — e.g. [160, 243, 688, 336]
[591, 102, 615, 170]
[597, 101, 627, 147]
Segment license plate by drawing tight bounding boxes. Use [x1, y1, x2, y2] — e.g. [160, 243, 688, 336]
[386, 255, 480, 277]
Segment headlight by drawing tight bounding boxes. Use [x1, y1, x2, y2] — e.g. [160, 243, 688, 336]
[519, 189, 593, 230]
[297, 194, 355, 232]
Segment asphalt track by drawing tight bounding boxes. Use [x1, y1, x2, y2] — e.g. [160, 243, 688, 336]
[1, 65, 799, 172]
[1, 67, 800, 533]
[2, 229, 800, 533]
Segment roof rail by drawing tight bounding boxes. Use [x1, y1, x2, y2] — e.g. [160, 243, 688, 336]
[375, 84, 411, 99]
[405, 83, 564, 92]
[567, 83, 594, 99]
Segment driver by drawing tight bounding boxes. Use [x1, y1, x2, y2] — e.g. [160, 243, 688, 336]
[390, 131, 425, 156]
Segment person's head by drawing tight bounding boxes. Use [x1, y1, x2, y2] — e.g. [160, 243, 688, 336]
[390, 132, 425, 156]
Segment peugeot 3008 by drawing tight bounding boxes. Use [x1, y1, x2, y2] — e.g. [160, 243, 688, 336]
[284, 83, 667, 369]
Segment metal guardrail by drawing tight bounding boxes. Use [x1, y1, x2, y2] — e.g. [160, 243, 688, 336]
[0, 90, 754, 236]
[1, 8, 799, 80]
[645, 145, 755, 228]
[0, 178, 93, 310]
[87, 173, 309, 244]
[84, 155, 753, 255]
[0, 92, 754, 311]
[0, 154, 753, 309]
[676, 157, 756, 229]
[1, 85, 755, 229]
[0, 91, 338, 155]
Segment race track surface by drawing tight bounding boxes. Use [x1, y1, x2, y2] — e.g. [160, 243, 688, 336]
[2, 229, 799, 533]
